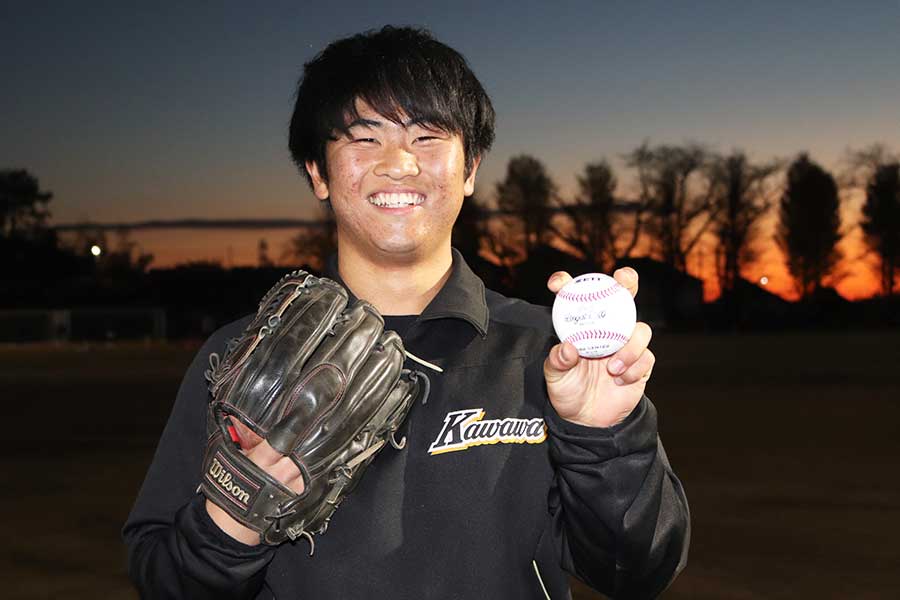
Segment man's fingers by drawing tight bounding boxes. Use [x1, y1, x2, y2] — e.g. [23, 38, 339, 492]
[606, 322, 652, 376]
[543, 342, 579, 382]
[228, 414, 305, 494]
[246, 439, 283, 467]
[547, 271, 573, 294]
[229, 418, 264, 451]
[246, 441, 305, 494]
[613, 349, 655, 386]
[551, 269, 637, 296]
[613, 267, 639, 297]
[268, 456, 305, 494]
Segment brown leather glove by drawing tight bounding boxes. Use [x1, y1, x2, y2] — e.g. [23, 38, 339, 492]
[200, 270, 424, 550]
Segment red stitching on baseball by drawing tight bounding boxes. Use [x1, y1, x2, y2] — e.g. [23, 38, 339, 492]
[564, 330, 628, 344]
[557, 284, 623, 303]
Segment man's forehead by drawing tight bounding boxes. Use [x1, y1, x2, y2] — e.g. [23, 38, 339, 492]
[341, 99, 411, 128]
[327, 97, 457, 142]
[351, 98, 397, 119]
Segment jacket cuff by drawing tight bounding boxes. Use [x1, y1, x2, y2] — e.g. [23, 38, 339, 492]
[544, 395, 658, 460]
[182, 494, 275, 558]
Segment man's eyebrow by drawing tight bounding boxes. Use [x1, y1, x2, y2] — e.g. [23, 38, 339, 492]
[404, 117, 445, 130]
[342, 116, 445, 132]
[345, 118, 382, 130]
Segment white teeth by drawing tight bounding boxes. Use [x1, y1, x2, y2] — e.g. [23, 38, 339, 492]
[368, 192, 425, 207]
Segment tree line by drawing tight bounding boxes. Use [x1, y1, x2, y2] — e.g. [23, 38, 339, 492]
[4, 141, 900, 302]
[287, 142, 900, 301]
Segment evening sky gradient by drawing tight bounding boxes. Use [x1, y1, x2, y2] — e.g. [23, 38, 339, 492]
[2, 1, 899, 297]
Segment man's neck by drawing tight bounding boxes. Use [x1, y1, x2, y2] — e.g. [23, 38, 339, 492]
[337, 244, 453, 316]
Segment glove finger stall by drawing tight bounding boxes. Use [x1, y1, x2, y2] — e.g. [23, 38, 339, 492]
[266, 301, 384, 456]
[215, 277, 348, 435]
[294, 329, 406, 472]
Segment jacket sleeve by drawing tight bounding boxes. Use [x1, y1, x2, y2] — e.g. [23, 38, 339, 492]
[122, 324, 275, 599]
[544, 395, 690, 599]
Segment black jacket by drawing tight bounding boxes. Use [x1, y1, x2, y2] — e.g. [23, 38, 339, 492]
[123, 250, 689, 599]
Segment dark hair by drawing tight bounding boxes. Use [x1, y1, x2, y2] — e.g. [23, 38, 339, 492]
[288, 26, 495, 187]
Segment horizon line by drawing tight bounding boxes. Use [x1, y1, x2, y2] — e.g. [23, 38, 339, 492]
[53, 218, 333, 231]
[51, 204, 646, 232]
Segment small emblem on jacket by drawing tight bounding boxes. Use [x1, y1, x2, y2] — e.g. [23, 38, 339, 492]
[428, 408, 547, 455]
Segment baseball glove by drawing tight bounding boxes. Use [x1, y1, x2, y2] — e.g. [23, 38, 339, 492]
[199, 270, 426, 550]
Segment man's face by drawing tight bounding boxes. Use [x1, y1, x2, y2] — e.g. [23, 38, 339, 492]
[306, 99, 479, 262]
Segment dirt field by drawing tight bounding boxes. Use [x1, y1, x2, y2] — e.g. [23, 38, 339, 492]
[2, 332, 899, 599]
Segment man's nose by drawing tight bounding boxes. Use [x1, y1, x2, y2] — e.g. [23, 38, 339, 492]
[374, 145, 420, 179]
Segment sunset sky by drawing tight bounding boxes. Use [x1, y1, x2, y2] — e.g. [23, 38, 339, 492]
[2, 1, 898, 300]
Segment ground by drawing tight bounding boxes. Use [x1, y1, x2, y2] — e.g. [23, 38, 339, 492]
[2, 332, 899, 599]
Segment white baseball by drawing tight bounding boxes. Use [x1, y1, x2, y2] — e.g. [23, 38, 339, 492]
[552, 273, 637, 358]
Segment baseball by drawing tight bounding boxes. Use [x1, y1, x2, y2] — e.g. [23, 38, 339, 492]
[552, 273, 637, 358]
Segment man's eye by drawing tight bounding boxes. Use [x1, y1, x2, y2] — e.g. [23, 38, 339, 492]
[415, 136, 440, 143]
[352, 137, 377, 144]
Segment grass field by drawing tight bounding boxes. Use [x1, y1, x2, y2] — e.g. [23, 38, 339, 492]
[2, 332, 899, 599]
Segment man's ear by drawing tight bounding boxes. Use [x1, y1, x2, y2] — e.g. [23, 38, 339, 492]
[305, 161, 330, 200]
[463, 156, 482, 197]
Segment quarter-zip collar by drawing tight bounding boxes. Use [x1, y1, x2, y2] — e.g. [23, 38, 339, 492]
[323, 248, 489, 338]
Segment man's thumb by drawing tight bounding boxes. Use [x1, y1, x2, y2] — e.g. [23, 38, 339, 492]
[544, 342, 579, 382]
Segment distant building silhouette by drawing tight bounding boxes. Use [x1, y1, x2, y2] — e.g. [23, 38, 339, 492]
[511, 244, 594, 306]
[615, 257, 704, 329]
[710, 278, 792, 330]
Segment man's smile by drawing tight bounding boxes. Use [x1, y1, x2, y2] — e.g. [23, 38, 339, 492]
[367, 191, 426, 208]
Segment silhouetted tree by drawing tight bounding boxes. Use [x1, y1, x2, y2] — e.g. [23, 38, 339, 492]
[0, 168, 52, 239]
[844, 144, 900, 298]
[842, 144, 895, 185]
[106, 229, 154, 275]
[62, 228, 154, 277]
[495, 155, 556, 257]
[860, 162, 900, 297]
[623, 142, 717, 272]
[0, 169, 66, 281]
[68, 227, 107, 257]
[258, 238, 273, 267]
[282, 208, 336, 273]
[553, 161, 622, 272]
[776, 154, 842, 300]
[452, 192, 487, 264]
[708, 151, 781, 294]
[481, 213, 521, 288]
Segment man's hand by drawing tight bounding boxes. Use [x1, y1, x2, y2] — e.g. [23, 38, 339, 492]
[205, 420, 305, 546]
[543, 267, 655, 428]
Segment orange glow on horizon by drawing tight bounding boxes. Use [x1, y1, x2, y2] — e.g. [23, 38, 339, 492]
[120, 228, 883, 303]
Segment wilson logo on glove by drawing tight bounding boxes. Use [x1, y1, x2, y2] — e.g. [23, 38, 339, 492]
[206, 455, 256, 508]
[428, 409, 546, 455]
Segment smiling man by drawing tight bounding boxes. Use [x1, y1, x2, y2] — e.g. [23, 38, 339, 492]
[304, 99, 477, 314]
[123, 26, 689, 599]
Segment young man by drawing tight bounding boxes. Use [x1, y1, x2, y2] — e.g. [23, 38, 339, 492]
[124, 26, 689, 599]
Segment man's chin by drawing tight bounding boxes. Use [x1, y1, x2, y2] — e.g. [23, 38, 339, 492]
[370, 239, 440, 263]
